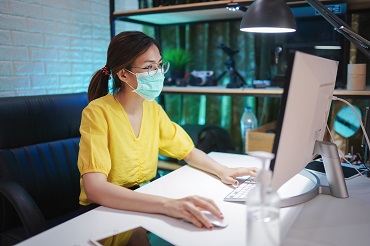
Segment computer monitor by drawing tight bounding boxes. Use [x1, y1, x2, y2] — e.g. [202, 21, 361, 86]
[269, 51, 348, 207]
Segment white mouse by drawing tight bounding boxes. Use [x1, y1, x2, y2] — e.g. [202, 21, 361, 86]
[183, 211, 229, 228]
[202, 210, 229, 228]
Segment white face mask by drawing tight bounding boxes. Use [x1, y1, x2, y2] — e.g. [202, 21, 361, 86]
[125, 70, 165, 101]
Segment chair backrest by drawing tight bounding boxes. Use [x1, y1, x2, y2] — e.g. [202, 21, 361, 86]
[0, 93, 88, 233]
[0, 93, 87, 149]
[196, 126, 235, 153]
[181, 124, 235, 153]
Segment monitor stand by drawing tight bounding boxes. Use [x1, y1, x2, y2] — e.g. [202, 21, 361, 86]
[278, 141, 349, 208]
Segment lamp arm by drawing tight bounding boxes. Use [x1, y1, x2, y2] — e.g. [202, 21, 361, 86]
[338, 26, 370, 49]
[305, 0, 370, 59]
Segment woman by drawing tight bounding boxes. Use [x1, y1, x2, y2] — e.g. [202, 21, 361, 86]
[78, 31, 257, 234]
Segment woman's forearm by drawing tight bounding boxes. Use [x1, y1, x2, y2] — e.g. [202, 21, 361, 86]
[183, 148, 227, 178]
[83, 172, 172, 215]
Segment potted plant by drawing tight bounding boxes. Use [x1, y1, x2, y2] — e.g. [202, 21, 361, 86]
[163, 48, 192, 79]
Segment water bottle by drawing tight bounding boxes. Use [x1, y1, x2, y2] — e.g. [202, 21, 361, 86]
[247, 166, 280, 246]
[240, 106, 258, 153]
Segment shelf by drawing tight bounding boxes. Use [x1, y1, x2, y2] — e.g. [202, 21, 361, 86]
[112, 0, 370, 99]
[162, 85, 283, 97]
[113, 0, 370, 27]
[113, 1, 245, 26]
[112, 0, 324, 27]
[333, 87, 370, 98]
[162, 85, 370, 98]
[112, 0, 370, 27]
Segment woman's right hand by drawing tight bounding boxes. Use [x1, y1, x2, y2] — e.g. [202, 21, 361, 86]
[83, 173, 223, 229]
[162, 195, 223, 230]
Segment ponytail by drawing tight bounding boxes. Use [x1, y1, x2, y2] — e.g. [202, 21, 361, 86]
[87, 66, 111, 102]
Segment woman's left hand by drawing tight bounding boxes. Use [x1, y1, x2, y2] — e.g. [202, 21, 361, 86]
[218, 166, 258, 186]
[184, 148, 259, 186]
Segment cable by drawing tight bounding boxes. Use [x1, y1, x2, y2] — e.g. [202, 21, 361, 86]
[332, 96, 370, 151]
[330, 96, 370, 180]
[326, 124, 369, 178]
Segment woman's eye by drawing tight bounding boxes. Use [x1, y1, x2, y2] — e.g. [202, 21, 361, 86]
[146, 64, 154, 70]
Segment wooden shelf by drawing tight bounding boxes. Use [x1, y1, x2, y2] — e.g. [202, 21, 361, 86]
[333, 87, 370, 98]
[112, 0, 327, 27]
[112, 0, 370, 27]
[162, 85, 370, 98]
[112, 0, 370, 99]
[162, 85, 283, 97]
[113, 1, 247, 26]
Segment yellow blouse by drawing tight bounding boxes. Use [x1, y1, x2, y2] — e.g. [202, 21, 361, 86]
[78, 94, 194, 205]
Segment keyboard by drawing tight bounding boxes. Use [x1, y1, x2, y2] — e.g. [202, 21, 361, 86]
[223, 177, 257, 202]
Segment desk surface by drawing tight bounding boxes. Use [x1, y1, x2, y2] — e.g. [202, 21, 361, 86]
[18, 152, 370, 246]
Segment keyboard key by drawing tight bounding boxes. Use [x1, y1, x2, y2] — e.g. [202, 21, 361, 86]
[224, 178, 257, 202]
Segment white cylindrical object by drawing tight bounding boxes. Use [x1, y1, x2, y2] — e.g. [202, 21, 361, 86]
[347, 63, 366, 90]
[247, 169, 280, 246]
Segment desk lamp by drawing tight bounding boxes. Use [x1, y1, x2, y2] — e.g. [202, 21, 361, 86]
[238, 0, 370, 59]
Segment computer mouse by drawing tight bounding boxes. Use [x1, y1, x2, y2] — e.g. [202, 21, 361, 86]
[183, 211, 229, 228]
[201, 210, 229, 228]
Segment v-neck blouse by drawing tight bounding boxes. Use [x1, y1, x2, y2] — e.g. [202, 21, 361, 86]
[78, 94, 194, 205]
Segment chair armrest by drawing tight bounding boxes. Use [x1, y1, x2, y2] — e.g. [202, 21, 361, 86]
[0, 180, 46, 237]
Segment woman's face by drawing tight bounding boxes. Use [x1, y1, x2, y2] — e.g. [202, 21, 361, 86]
[119, 44, 162, 89]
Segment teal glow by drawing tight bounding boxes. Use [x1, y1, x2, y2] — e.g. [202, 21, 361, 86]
[198, 95, 206, 125]
[221, 95, 231, 129]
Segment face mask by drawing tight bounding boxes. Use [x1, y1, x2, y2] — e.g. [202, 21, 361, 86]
[125, 71, 165, 101]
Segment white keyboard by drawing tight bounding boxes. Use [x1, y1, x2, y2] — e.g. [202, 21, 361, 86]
[223, 177, 257, 202]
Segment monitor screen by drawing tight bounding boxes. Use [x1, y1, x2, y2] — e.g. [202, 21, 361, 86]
[270, 51, 339, 191]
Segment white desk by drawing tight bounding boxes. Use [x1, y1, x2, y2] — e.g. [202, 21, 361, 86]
[17, 152, 370, 246]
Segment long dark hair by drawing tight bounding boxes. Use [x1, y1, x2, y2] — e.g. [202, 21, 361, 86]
[87, 31, 161, 102]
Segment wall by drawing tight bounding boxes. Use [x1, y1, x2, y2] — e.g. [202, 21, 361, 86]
[0, 0, 139, 97]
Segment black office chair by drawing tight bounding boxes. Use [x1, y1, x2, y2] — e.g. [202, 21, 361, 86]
[158, 124, 236, 164]
[0, 93, 88, 245]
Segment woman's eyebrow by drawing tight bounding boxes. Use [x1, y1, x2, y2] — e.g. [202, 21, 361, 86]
[143, 58, 163, 63]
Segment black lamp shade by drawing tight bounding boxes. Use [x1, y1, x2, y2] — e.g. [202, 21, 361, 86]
[240, 0, 296, 33]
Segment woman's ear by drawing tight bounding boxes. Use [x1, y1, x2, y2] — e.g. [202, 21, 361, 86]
[117, 69, 129, 82]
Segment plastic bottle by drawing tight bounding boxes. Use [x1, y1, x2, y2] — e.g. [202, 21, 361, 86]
[240, 106, 258, 153]
[246, 162, 280, 246]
